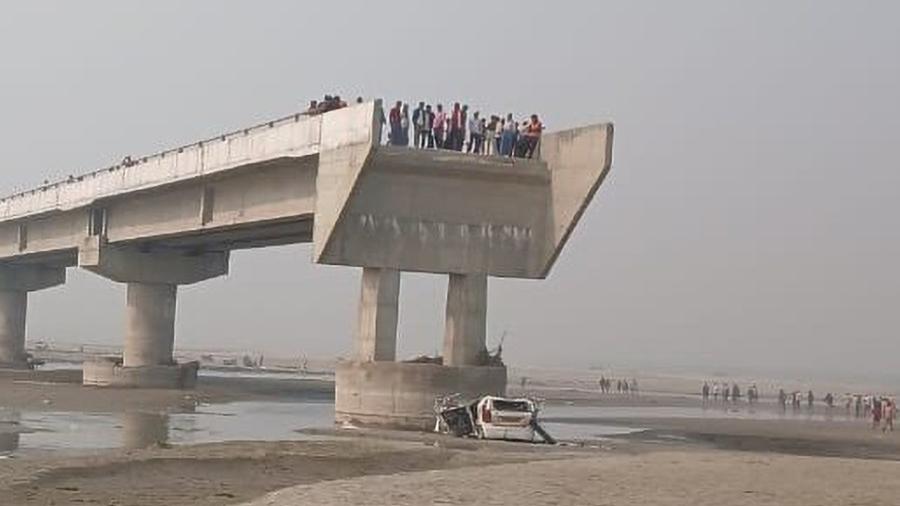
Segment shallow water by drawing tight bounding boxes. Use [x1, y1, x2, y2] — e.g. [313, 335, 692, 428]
[0, 401, 334, 457]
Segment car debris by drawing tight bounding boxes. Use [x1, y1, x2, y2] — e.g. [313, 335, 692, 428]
[434, 394, 556, 444]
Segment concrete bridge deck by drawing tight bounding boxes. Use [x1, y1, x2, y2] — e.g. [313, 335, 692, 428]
[0, 101, 613, 428]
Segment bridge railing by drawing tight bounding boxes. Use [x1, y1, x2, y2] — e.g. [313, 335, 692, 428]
[0, 107, 336, 221]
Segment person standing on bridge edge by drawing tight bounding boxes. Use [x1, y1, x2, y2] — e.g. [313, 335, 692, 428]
[400, 103, 410, 146]
[459, 105, 469, 151]
[500, 114, 517, 157]
[388, 101, 402, 146]
[450, 103, 463, 151]
[413, 102, 427, 148]
[524, 114, 544, 158]
[433, 104, 447, 149]
[467, 111, 483, 154]
[424, 105, 435, 148]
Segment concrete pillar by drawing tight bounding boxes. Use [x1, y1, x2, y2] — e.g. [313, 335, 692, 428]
[124, 283, 177, 367]
[0, 291, 27, 366]
[355, 267, 400, 362]
[443, 273, 488, 367]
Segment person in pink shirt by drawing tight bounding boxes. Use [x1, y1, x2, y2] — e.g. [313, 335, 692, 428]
[432, 104, 447, 149]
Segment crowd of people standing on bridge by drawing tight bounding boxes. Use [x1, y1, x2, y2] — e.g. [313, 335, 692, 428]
[301, 95, 545, 159]
[384, 101, 544, 159]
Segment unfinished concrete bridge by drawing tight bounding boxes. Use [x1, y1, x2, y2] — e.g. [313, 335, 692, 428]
[0, 101, 613, 427]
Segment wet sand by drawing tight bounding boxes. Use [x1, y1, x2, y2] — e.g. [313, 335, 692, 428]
[3, 370, 900, 505]
[0, 438, 567, 506]
[242, 450, 900, 506]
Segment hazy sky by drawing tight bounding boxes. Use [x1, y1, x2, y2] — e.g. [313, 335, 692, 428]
[1, 1, 898, 377]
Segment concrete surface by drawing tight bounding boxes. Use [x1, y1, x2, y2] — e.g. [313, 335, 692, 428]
[0, 291, 27, 367]
[355, 267, 400, 362]
[124, 283, 177, 368]
[82, 359, 198, 389]
[334, 361, 507, 430]
[443, 273, 488, 367]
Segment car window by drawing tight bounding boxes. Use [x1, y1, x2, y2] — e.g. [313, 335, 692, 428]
[492, 400, 531, 412]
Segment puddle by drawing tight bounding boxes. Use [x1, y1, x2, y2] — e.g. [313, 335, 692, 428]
[0, 401, 334, 457]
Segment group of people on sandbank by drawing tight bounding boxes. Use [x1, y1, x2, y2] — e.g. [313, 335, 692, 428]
[841, 393, 896, 432]
[702, 381, 760, 404]
[700, 381, 896, 432]
[598, 376, 638, 395]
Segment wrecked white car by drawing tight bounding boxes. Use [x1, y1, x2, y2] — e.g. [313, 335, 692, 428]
[434, 395, 555, 443]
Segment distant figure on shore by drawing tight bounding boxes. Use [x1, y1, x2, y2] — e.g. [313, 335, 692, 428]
[723, 385, 730, 402]
[882, 399, 895, 432]
[823, 392, 834, 408]
[872, 398, 883, 430]
[747, 384, 759, 405]
[807, 390, 815, 410]
[778, 389, 787, 411]
[731, 383, 740, 403]
[701, 382, 710, 402]
[520, 376, 528, 389]
[712, 383, 720, 401]
[630, 378, 639, 396]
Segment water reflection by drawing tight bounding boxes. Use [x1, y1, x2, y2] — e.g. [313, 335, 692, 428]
[0, 401, 333, 457]
[0, 409, 21, 456]
[121, 412, 170, 450]
[0, 431, 20, 455]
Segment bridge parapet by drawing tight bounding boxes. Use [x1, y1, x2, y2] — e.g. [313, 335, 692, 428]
[0, 110, 322, 222]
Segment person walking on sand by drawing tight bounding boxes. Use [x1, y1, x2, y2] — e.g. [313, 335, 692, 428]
[807, 390, 815, 410]
[713, 382, 720, 402]
[702, 382, 710, 402]
[883, 399, 895, 432]
[872, 397, 883, 430]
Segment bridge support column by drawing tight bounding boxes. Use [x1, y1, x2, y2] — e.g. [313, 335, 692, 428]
[443, 273, 488, 367]
[0, 265, 66, 369]
[125, 283, 177, 368]
[335, 270, 506, 430]
[0, 291, 27, 368]
[355, 267, 399, 362]
[79, 239, 226, 388]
